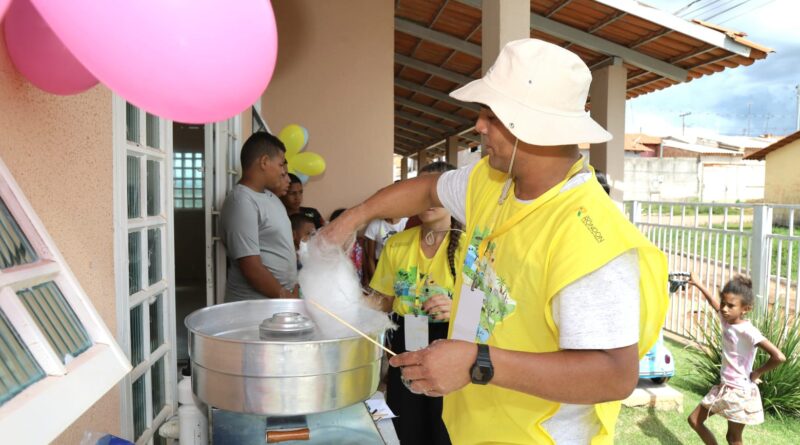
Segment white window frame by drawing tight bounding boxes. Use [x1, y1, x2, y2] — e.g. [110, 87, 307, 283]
[113, 95, 177, 444]
[205, 117, 242, 306]
[0, 157, 131, 443]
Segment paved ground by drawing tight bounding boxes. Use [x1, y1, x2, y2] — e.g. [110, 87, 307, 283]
[623, 379, 684, 412]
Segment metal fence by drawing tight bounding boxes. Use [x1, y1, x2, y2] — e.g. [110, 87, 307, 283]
[627, 201, 800, 342]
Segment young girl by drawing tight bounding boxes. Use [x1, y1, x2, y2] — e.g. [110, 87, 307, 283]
[369, 162, 464, 445]
[687, 273, 786, 445]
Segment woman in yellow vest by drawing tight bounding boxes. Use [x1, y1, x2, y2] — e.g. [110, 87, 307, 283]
[324, 39, 668, 444]
[370, 161, 464, 445]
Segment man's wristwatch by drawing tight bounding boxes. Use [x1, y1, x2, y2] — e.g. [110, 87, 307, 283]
[470, 343, 494, 385]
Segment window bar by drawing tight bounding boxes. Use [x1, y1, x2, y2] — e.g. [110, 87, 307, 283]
[776, 239, 784, 317]
[738, 208, 745, 274]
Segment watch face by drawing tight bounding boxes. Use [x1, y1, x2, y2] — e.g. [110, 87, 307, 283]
[471, 364, 484, 381]
[471, 344, 493, 384]
[471, 363, 492, 384]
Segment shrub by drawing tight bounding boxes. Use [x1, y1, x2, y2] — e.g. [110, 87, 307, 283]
[684, 302, 800, 418]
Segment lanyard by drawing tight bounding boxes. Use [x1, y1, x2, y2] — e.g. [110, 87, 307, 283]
[410, 230, 449, 315]
[476, 157, 588, 264]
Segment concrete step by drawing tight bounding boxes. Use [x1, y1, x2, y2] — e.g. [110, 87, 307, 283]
[623, 379, 684, 412]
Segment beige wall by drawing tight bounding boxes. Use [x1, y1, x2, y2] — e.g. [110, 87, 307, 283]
[765, 141, 800, 204]
[0, 34, 119, 443]
[262, 0, 394, 220]
[765, 142, 800, 224]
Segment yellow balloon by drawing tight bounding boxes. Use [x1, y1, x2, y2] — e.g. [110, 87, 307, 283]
[289, 152, 326, 176]
[278, 124, 308, 157]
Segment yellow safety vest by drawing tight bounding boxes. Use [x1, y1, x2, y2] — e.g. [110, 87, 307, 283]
[442, 157, 668, 444]
[370, 226, 464, 319]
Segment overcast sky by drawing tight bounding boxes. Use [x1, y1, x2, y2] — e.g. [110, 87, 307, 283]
[625, 0, 800, 137]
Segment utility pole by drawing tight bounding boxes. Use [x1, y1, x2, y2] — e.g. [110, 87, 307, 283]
[746, 103, 752, 136]
[679, 112, 691, 136]
[795, 84, 800, 132]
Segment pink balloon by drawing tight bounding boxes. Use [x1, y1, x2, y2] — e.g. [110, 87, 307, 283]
[1, 0, 11, 20]
[30, 0, 278, 124]
[3, 0, 98, 95]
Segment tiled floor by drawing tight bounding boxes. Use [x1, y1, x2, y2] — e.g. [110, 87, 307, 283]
[175, 284, 206, 366]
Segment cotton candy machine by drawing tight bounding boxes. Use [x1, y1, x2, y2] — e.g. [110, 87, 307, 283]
[185, 299, 395, 444]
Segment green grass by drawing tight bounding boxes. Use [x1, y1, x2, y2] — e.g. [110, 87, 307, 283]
[616, 338, 800, 444]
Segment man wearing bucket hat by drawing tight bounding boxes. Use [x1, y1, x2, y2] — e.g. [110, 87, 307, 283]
[323, 39, 667, 444]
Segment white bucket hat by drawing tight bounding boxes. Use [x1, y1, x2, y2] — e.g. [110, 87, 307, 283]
[450, 38, 612, 146]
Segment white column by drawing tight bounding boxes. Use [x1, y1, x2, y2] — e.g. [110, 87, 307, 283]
[418, 149, 433, 169]
[446, 136, 460, 167]
[400, 156, 408, 180]
[589, 57, 627, 203]
[481, 0, 529, 156]
[481, 0, 530, 74]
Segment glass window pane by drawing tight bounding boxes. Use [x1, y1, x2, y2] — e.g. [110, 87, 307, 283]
[175, 169, 182, 179]
[126, 102, 140, 144]
[147, 160, 160, 217]
[194, 199, 202, 208]
[127, 156, 141, 219]
[185, 190, 193, 199]
[17, 282, 92, 364]
[0, 198, 38, 269]
[149, 294, 163, 352]
[132, 373, 146, 440]
[146, 113, 160, 149]
[0, 309, 45, 406]
[174, 189, 183, 198]
[128, 231, 142, 295]
[151, 357, 166, 416]
[147, 228, 162, 286]
[130, 304, 143, 367]
[174, 158, 182, 168]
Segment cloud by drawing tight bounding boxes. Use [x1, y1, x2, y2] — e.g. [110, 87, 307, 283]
[628, 0, 799, 136]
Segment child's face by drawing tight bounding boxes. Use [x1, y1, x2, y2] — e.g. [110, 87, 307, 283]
[293, 222, 315, 249]
[283, 183, 303, 210]
[720, 293, 750, 323]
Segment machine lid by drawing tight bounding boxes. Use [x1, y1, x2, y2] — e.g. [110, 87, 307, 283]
[259, 312, 315, 339]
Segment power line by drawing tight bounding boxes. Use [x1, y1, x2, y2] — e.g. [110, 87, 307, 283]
[701, 0, 752, 21]
[678, 0, 731, 18]
[717, 0, 775, 24]
[674, 0, 707, 15]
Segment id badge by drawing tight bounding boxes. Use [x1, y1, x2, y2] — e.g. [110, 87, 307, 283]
[404, 314, 429, 351]
[450, 282, 484, 341]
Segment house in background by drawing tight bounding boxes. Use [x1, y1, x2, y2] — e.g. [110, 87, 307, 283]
[746, 130, 800, 225]
[578, 135, 655, 163]
[625, 133, 660, 158]
[623, 133, 773, 202]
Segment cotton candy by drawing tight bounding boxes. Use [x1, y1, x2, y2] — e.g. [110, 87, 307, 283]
[299, 235, 394, 339]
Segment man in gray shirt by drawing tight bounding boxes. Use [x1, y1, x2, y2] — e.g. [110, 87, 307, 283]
[220, 132, 298, 302]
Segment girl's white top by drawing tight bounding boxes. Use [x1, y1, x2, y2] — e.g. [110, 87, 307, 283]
[720, 315, 765, 389]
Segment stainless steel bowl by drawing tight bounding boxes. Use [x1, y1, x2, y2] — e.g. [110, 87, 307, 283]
[185, 299, 383, 415]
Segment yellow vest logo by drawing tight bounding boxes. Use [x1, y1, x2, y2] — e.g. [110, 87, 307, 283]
[577, 207, 605, 243]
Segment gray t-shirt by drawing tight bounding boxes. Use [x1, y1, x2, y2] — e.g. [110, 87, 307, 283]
[220, 184, 297, 302]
